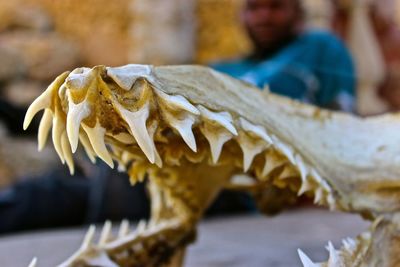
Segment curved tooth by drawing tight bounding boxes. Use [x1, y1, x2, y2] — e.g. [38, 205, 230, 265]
[99, 221, 112, 246]
[237, 132, 265, 172]
[279, 165, 298, 180]
[79, 131, 97, 164]
[52, 111, 66, 164]
[327, 194, 337, 210]
[295, 154, 308, 182]
[262, 150, 287, 177]
[66, 96, 91, 153]
[326, 242, 341, 267]
[28, 258, 37, 267]
[118, 220, 130, 238]
[136, 220, 147, 234]
[201, 123, 233, 164]
[157, 90, 200, 115]
[24, 71, 69, 130]
[83, 123, 114, 168]
[313, 187, 324, 204]
[239, 118, 272, 144]
[197, 105, 237, 135]
[116, 103, 156, 164]
[107, 64, 152, 90]
[38, 109, 53, 151]
[167, 113, 197, 152]
[298, 177, 313, 196]
[310, 168, 331, 192]
[61, 132, 75, 175]
[271, 135, 295, 164]
[298, 249, 319, 267]
[81, 225, 96, 250]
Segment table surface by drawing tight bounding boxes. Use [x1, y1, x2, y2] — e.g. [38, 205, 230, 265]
[0, 208, 369, 267]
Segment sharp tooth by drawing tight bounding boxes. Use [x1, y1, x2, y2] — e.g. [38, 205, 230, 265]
[197, 105, 237, 135]
[271, 135, 295, 164]
[116, 103, 156, 163]
[28, 257, 37, 267]
[297, 249, 319, 267]
[168, 114, 197, 152]
[79, 131, 97, 164]
[157, 91, 200, 115]
[313, 187, 324, 204]
[81, 225, 96, 250]
[239, 118, 272, 144]
[262, 151, 287, 177]
[38, 109, 53, 151]
[24, 71, 69, 130]
[83, 123, 114, 168]
[99, 221, 112, 246]
[118, 220, 130, 238]
[201, 124, 232, 164]
[136, 220, 147, 234]
[52, 111, 66, 164]
[310, 169, 331, 192]
[66, 96, 91, 153]
[326, 242, 340, 267]
[295, 154, 308, 182]
[327, 194, 336, 210]
[237, 132, 265, 172]
[298, 177, 313, 196]
[61, 132, 75, 175]
[107, 64, 152, 90]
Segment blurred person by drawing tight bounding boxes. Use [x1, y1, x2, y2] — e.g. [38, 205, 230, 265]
[212, 0, 356, 111]
[210, 0, 356, 214]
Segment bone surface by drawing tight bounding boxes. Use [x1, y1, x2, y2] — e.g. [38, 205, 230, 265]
[24, 64, 400, 267]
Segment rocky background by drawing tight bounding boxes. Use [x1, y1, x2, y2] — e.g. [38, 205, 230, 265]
[1, 0, 400, 184]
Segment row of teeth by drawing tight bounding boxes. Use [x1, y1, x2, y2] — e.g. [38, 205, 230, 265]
[23, 66, 336, 208]
[28, 219, 172, 267]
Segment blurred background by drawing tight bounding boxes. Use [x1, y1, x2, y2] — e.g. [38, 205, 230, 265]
[1, 0, 400, 234]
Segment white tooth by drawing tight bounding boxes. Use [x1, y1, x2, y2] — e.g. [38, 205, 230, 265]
[107, 64, 152, 90]
[327, 194, 336, 210]
[81, 225, 96, 250]
[295, 154, 308, 182]
[79, 132, 97, 163]
[157, 90, 200, 115]
[310, 168, 330, 192]
[52, 111, 65, 164]
[116, 102, 156, 163]
[38, 109, 53, 151]
[230, 174, 256, 186]
[99, 221, 112, 246]
[298, 249, 319, 267]
[271, 135, 295, 164]
[28, 257, 37, 267]
[298, 177, 313, 196]
[239, 118, 272, 144]
[237, 132, 265, 172]
[201, 124, 232, 164]
[24, 72, 69, 130]
[168, 114, 197, 152]
[61, 132, 75, 175]
[314, 187, 324, 204]
[66, 96, 91, 153]
[83, 123, 114, 168]
[197, 105, 237, 135]
[262, 151, 287, 177]
[147, 120, 163, 168]
[326, 242, 340, 267]
[118, 220, 130, 238]
[136, 220, 146, 234]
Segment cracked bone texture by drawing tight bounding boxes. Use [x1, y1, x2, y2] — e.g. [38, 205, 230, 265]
[25, 64, 400, 267]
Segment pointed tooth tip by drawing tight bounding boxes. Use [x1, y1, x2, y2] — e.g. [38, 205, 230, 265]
[28, 257, 38, 267]
[298, 249, 318, 267]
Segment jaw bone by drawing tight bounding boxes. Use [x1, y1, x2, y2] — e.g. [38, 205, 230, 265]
[24, 64, 400, 267]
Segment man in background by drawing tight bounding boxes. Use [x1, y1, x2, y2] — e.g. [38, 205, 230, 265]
[212, 0, 356, 111]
